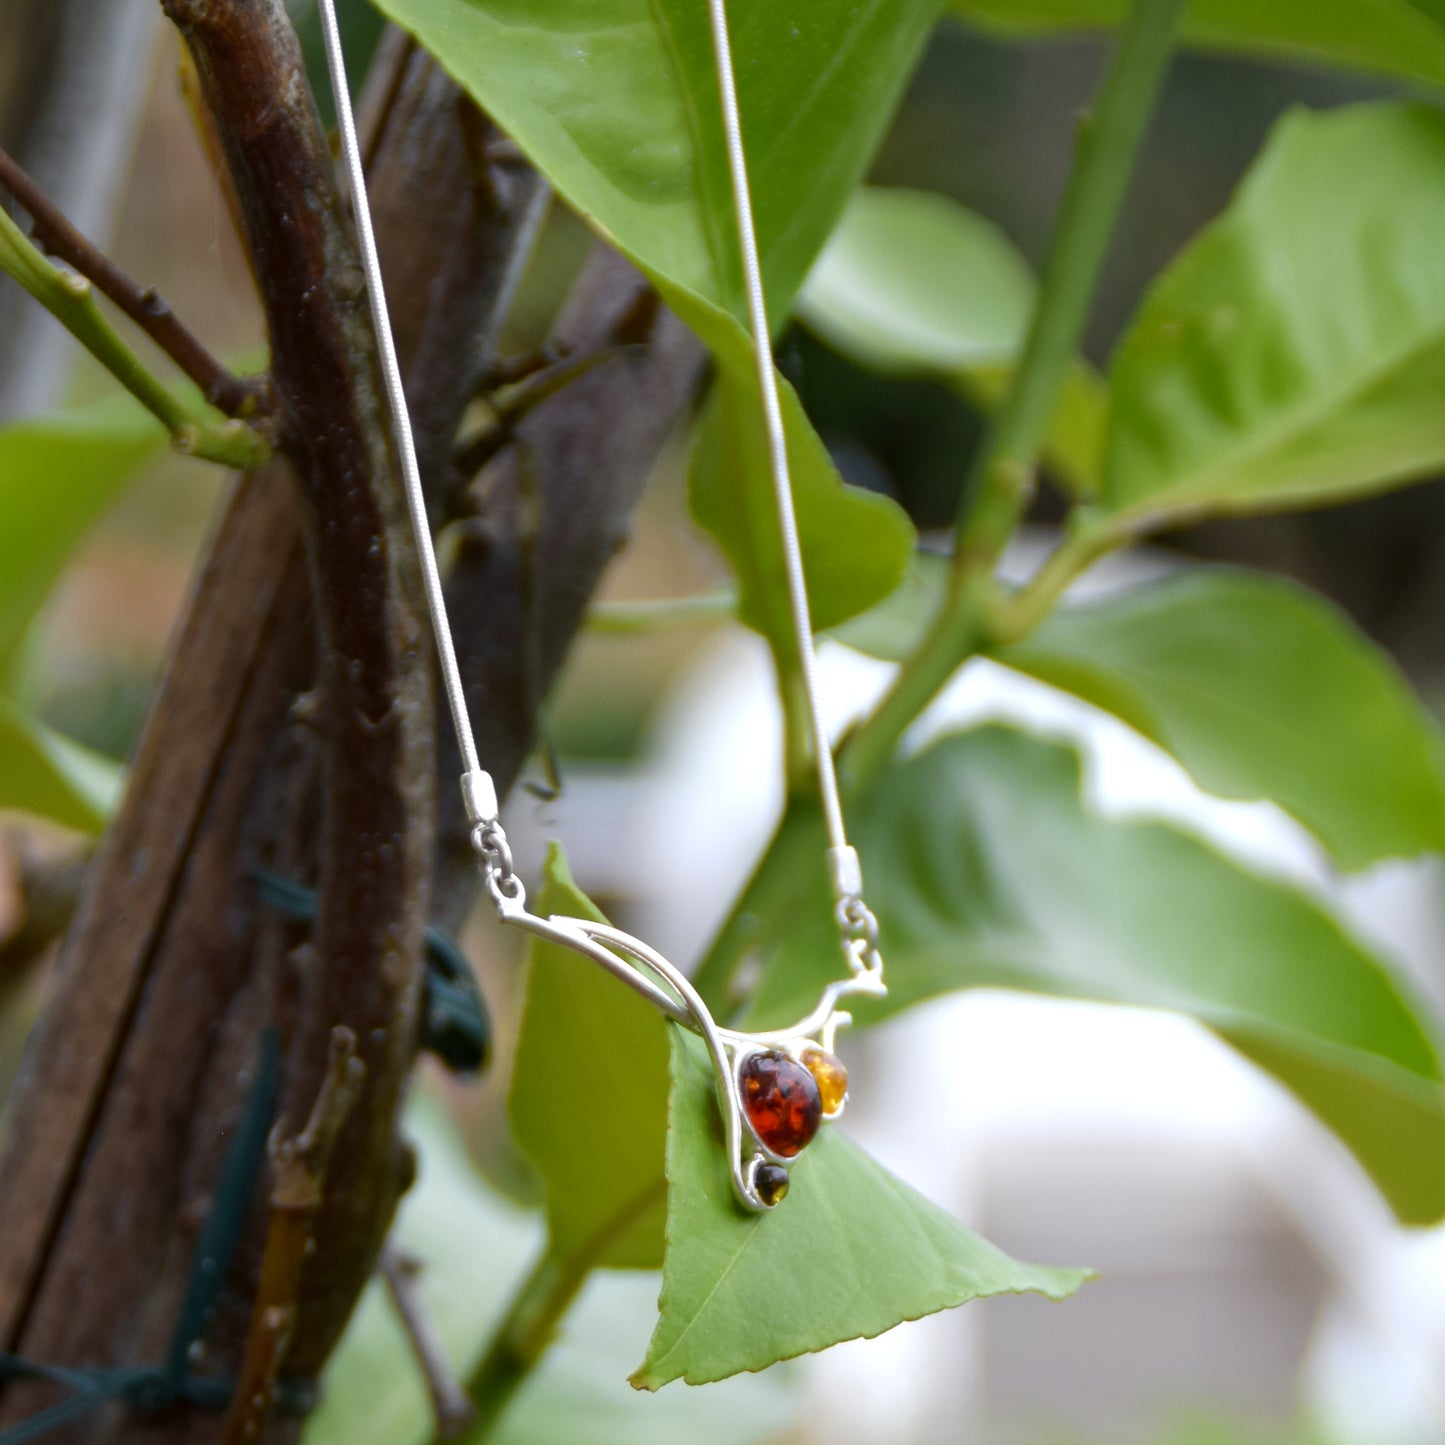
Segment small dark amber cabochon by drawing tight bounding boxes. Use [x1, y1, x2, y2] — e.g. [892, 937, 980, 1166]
[754, 1162, 790, 1206]
[739, 1050, 823, 1157]
[803, 1048, 848, 1115]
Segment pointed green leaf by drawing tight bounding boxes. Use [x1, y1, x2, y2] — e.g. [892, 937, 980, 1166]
[0, 696, 124, 832]
[949, 0, 1445, 88]
[798, 187, 1106, 497]
[306, 1097, 799, 1445]
[0, 392, 165, 673]
[689, 368, 914, 648]
[1101, 103, 1445, 526]
[994, 569, 1445, 871]
[633, 1030, 1089, 1389]
[510, 842, 670, 1270]
[752, 726, 1445, 1224]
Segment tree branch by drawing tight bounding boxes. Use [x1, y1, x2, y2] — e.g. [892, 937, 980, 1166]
[0, 200, 271, 466]
[0, 144, 267, 419]
[381, 1245, 476, 1440]
[153, 0, 437, 1394]
[432, 247, 706, 930]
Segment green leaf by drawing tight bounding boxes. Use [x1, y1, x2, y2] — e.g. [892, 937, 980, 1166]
[1101, 103, 1445, 527]
[829, 546, 949, 661]
[367, 0, 923, 643]
[752, 726, 1445, 1224]
[369, 0, 942, 328]
[633, 1030, 1088, 1389]
[511, 842, 671, 1270]
[798, 187, 1107, 497]
[0, 392, 165, 673]
[689, 369, 914, 647]
[994, 569, 1445, 871]
[0, 696, 124, 832]
[949, 0, 1445, 88]
[306, 1097, 799, 1445]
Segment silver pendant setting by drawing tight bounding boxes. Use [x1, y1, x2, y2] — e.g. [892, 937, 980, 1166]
[477, 820, 885, 1211]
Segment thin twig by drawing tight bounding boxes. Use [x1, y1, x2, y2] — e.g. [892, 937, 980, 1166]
[218, 1026, 366, 1445]
[0, 203, 271, 467]
[586, 588, 737, 633]
[0, 145, 266, 419]
[380, 1245, 476, 1440]
[452, 343, 645, 483]
[480, 346, 566, 391]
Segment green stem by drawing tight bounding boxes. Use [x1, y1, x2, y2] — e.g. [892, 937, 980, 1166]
[586, 587, 737, 633]
[460, 1247, 587, 1444]
[461, 1177, 665, 1442]
[694, 0, 1184, 1007]
[692, 800, 827, 1009]
[991, 510, 1130, 643]
[0, 205, 270, 469]
[952, 0, 1186, 567]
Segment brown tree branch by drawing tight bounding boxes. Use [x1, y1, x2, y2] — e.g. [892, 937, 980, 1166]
[359, 32, 550, 515]
[0, 12, 703, 1445]
[157, 1, 435, 1392]
[0, 144, 267, 419]
[0, 15, 542, 1445]
[218, 1026, 365, 1445]
[433, 247, 707, 929]
[381, 1245, 476, 1440]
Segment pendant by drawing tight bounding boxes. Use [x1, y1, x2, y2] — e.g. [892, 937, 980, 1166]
[476, 820, 885, 1211]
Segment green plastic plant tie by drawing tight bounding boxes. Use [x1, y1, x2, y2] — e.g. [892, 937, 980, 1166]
[161, 1028, 281, 1395]
[0, 1032, 317, 1445]
[252, 867, 491, 1074]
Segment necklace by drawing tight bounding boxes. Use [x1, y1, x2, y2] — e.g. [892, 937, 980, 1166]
[317, 0, 885, 1212]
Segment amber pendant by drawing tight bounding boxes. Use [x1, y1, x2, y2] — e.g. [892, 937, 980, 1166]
[494, 888, 883, 1209]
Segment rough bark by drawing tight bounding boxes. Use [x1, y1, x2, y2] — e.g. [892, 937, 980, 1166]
[0, 13, 532, 1443]
[0, 6, 704, 1442]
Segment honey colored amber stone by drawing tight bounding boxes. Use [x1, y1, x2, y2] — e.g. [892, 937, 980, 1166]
[739, 1050, 822, 1158]
[803, 1049, 848, 1115]
[754, 1162, 790, 1207]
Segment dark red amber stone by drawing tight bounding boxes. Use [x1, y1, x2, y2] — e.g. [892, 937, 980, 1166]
[739, 1050, 822, 1158]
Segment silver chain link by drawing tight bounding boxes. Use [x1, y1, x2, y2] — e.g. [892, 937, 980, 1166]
[473, 821, 526, 909]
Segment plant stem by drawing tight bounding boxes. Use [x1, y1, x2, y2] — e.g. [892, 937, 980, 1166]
[0, 144, 265, 418]
[951, 0, 1186, 569]
[587, 587, 737, 633]
[990, 509, 1133, 642]
[0, 203, 270, 468]
[694, 0, 1185, 1007]
[461, 1248, 586, 1444]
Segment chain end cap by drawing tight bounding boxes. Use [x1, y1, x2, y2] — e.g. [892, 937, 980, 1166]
[828, 845, 863, 901]
[461, 770, 498, 826]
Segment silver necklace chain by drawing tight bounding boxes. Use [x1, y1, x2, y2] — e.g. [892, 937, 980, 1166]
[317, 0, 884, 1210]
